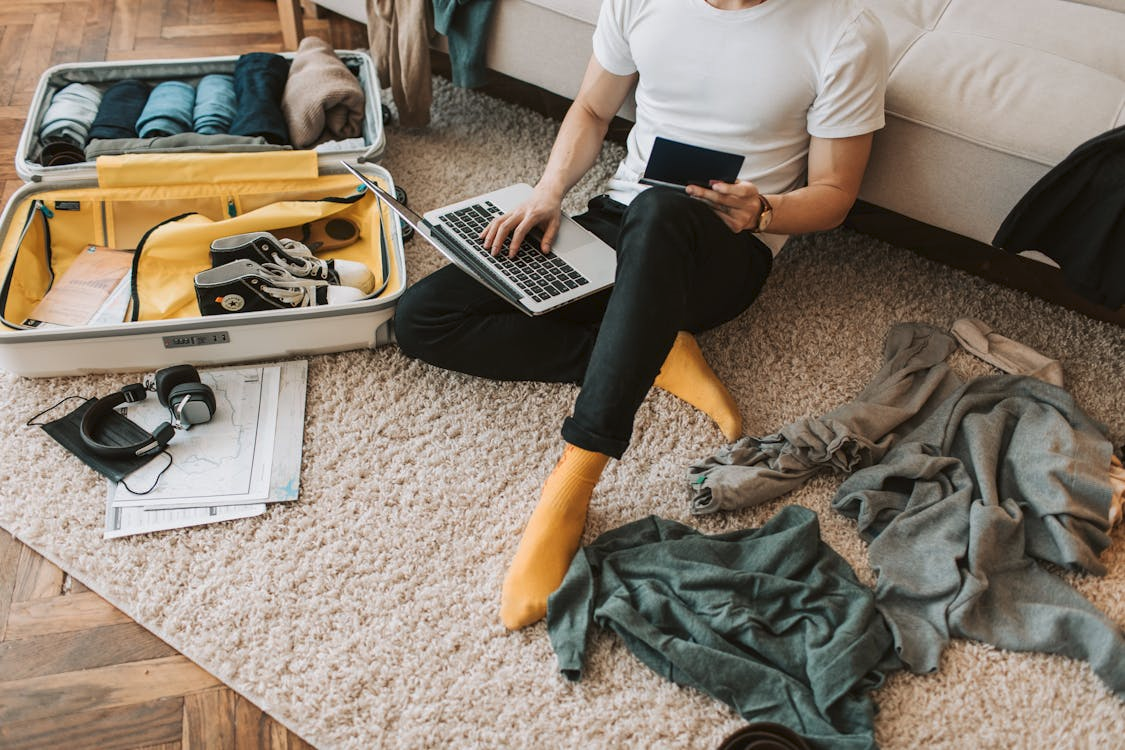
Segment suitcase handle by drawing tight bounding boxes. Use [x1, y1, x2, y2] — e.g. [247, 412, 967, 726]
[95, 151, 321, 189]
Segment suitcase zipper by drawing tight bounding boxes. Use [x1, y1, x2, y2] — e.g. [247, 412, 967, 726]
[127, 189, 377, 322]
[129, 212, 196, 323]
[0, 201, 53, 330]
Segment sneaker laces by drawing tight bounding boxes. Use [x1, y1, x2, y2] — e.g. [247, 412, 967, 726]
[257, 262, 323, 307]
[271, 237, 331, 281]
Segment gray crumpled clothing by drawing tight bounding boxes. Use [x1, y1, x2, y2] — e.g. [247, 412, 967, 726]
[84, 132, 287, 160]
[546, 506, 901, 750]
[688, 323, 962, 514]
[831, 374, 1124, 697]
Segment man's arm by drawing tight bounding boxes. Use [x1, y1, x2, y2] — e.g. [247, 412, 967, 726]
[687, 132, 874, 236]
[483, 56, 637, 256]
[537, 57, 637, 205]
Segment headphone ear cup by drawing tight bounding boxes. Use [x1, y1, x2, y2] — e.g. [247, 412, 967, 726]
[154, 364, 201, 407]
[149, 421, 176, 450]
[167, 382, 216, 426]
[79, 392, 175, 458]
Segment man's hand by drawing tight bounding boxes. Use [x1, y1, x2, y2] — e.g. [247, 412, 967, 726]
[481, 55, 635, 258]
[685, 180, 767, 233]
[481, 187, 565, 258]
[684, 133, 876, 235]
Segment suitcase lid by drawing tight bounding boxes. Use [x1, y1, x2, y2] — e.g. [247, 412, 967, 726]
[16, 50, 386, 184]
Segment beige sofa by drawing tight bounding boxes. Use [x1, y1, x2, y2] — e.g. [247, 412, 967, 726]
[314, 0, 1124, 295]
[473, 0, 1125, 251]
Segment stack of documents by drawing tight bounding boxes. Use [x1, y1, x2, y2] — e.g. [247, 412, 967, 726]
[24, 245, 134, 328]
[103, 360, 308, 538]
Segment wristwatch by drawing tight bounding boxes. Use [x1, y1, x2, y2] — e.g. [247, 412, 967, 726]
[751, 194, 773, 233]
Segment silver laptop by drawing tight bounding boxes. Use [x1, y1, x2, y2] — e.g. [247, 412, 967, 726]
[341, 162, 616, 316]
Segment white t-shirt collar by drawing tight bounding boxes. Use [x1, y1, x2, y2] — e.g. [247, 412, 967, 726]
[692, 0, 777, 20]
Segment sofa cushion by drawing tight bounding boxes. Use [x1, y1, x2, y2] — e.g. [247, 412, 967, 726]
[868, 0, 1125, 166]
[857, 0, 1124, 243]
[520, 0, 600, 26]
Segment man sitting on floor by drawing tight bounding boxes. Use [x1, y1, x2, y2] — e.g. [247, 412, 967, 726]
[392, 0, 890, 629]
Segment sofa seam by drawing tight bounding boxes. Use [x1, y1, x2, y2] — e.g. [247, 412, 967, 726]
[888, 29, 926, 76]
[930, 0, 956, 30]
[883, 111, 1056, 167]
[518, 1, 595, 26]
[935, 28, 1125, 77]
[886, 27, 1124, 166]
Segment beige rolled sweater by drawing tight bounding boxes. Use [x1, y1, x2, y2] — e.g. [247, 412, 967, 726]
[282, 35, 367, 148]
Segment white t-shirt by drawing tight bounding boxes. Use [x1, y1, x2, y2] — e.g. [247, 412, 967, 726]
[593, 0, 889, 254]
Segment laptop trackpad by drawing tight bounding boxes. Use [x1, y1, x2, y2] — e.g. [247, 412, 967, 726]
[555, 218, 614, 272]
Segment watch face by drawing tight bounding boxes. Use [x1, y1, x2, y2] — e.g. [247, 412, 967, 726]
[755, 196, 773, 232]
[758, 209, 772, 231]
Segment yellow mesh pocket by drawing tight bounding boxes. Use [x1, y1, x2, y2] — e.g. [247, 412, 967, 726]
[132, 184, 387, 320]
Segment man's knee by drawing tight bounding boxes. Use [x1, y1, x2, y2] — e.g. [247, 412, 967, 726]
[392, 266, 491, 361]
[391, 268, 459, 360]
[390, 282, 429, 360]
[623, 186, 700, 230]
[617, 188, 704, 267]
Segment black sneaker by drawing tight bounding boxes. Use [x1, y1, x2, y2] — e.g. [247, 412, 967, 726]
[210, 231, 375, 293]
[194, 259, 365, 315]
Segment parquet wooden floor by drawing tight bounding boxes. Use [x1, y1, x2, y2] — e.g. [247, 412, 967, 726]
[0, 529, 319, 748]
[0, 2, 367, 747]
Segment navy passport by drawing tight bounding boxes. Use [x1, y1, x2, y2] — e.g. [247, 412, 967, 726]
[640, 136, 745, 190]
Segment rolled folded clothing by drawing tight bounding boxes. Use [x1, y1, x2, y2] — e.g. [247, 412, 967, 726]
[193, 73, 236, 135]
[88, 79, 150, 140]
[135, 80, 196, 138]
[282, 35, 365, 149]
[36, 137, 88, 167]
[313, 137, 367, 153]
[229, 52, 291, 145]
[39, 82, 103, 147]
[84, 132, 289, 159]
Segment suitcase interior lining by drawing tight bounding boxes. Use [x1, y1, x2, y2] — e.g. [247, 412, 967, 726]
[0, 174, 401, 328]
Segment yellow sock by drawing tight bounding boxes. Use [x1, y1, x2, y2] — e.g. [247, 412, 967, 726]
[653, 331, 743, 442]
[500, 444, 610, 630]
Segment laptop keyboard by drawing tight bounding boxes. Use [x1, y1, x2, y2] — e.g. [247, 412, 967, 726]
[439, 201, 590, 303]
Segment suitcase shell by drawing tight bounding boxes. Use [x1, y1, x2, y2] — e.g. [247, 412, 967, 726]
[16, 50, 386, 183]
[0, 157, 405, 378]
[0, 51, 404, 378]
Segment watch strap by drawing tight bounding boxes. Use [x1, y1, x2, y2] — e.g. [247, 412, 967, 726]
[752, 194, 773, 233]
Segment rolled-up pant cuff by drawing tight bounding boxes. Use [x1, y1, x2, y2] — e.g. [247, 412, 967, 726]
[561, 417, 627, 460]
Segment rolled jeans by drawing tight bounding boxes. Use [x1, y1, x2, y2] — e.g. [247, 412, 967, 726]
[393, 187, 773, 458]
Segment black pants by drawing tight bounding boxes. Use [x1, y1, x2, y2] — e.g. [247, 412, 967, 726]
[393, 188, 773, 458]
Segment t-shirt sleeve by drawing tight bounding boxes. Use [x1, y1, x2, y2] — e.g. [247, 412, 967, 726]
[591, 0, 637, 76]
[807, 8, 889, 138]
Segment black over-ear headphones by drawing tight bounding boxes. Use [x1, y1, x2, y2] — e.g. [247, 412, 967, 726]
[80, 364, 217, 458]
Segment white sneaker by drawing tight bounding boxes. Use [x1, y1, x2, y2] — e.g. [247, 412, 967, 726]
[194, 259, 365, 316]
[210, 231, 376, 294]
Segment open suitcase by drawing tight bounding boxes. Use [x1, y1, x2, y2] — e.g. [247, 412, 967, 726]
[0, 52, 406, 378]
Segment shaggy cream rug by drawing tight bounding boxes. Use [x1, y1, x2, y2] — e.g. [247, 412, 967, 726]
[1, 78, 1122, 748]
